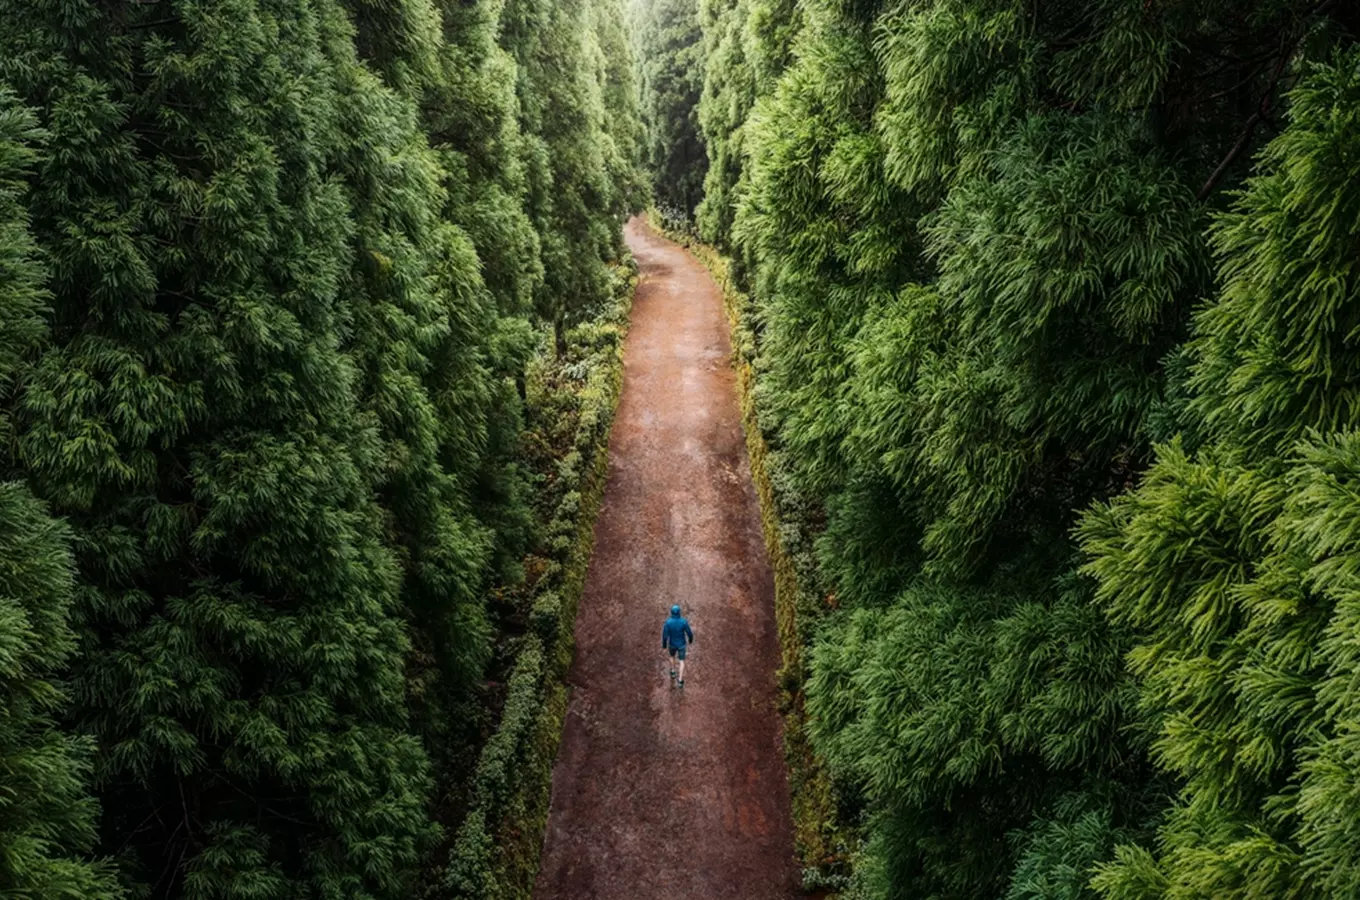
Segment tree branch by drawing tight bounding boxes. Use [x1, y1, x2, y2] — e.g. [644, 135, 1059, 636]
[1196, 41, 1294, 201]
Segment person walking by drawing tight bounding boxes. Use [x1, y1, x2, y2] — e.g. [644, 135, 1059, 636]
[661, 604, 694, 687]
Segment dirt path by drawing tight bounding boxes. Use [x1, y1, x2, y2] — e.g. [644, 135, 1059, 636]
[533, 218, 797, 900]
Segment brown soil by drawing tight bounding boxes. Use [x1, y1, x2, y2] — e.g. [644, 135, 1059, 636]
[533, 218, 798, 900]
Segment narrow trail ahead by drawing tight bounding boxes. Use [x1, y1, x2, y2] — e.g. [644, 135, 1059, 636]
[533, 219, 797, 900]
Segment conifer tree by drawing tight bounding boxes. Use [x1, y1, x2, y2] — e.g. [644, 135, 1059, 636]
[324, 0, 518, 792]
[633, 0, 708, 219]
[504, 0, 630, 351]
[693, 0, 797, 247]
[0, 2, 435, 894]
[0, 87, 124, 900]
[594, 0, 650, 223]
[1081, 46, 1360, 898]
[424, 0, 543, 321]
[692, 0, 1355, 895]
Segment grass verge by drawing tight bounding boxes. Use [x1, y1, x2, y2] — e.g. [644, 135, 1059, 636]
[439, 259, 634, 899]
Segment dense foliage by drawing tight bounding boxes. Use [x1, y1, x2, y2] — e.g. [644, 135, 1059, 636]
[0, 88, 124, 900]
[686, 0, 1360, 896]
[693, 0, 795, 250]
[0, 0, 641, 896]
[9, 0, 1360, 895]
[1080, 54, 1360, 897]
[631, 0, 707, 221]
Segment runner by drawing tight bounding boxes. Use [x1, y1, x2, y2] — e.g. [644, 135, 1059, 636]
[661, 604, 694, 687]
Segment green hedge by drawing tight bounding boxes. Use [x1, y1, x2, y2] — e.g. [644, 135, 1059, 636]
[439, 261, 634, 899]
[651, 215, 854, 892]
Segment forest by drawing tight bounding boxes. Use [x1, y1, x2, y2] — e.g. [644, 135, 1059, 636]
[632, 0, 1360, 896]
[1, 0, 642, 896]
[6, 0, 1360, 897]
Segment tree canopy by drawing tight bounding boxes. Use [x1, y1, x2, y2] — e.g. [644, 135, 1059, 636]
[6, 0, 1360, 895]
[687, 0, 1360, 895]
[0, 0, 642, 895]
[632, 0, 708, 220]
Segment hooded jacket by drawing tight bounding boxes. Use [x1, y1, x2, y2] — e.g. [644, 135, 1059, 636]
[661, 613, 694, 650]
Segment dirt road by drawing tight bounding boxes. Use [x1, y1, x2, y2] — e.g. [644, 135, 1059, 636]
[533, 218, 797, 900]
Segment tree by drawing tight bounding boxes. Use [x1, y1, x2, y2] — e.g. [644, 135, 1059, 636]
[1081, 47, 1360, 898]
[0, 86, 124, 900]
[0, 2, 435, 894]
[633, 0, 708, 219]
[593, 0, 650, 225]
[505, 0, 631, 352]
[694, 0, 797, 248]
[328, 0, 529, 798]
[695, 0, 1357, 895]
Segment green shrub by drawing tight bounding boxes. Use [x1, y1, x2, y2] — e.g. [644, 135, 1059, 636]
[439, 261, 633, 899]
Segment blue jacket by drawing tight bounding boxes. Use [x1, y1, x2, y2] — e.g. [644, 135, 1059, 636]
[661, 615, 694, 649]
